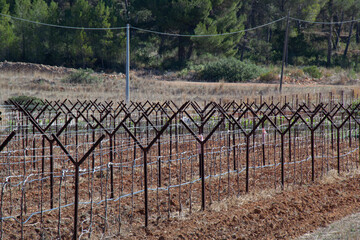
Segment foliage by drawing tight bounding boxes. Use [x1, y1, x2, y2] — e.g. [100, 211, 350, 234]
[63, 68, 101, 84]
[7, 95, 44, 106]
[197, 58, 265, 82]
[0, 0, 359, 73]
[248, 40, 274, 64]
[0, 0, 16, 60]
[259, 71, 279, 82]
[351, 98, 360, 116]
[303, 66, 322, 78]
[191, 0, 245, 58]
[286, 68, 305, 78]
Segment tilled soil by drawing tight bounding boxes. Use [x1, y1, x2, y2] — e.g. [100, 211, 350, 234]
[127, 172, 360, 239]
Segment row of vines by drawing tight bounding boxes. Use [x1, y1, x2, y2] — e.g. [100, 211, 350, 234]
[0, 92, 360, 239]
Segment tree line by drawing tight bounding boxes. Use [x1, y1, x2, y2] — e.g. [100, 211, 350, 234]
[0, 0, 359, 71]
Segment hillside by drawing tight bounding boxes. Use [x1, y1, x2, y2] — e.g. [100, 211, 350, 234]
[1, 61, 360, 104]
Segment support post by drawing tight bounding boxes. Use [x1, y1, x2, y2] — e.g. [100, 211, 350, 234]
[200, 142, 205, 210]
[245, 136, 250, 192]
[126, 23, 130, 103]
[281, 133, 285, 188]
[144, 149, 149, 227]
[73, 165, 79, 240]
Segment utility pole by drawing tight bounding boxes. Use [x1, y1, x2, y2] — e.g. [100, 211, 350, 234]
[280, 11, 290, 93]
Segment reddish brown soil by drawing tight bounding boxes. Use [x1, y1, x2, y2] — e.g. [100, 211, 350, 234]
[128, 173, 360, 240]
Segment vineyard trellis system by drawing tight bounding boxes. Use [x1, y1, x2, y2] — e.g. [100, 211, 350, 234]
[0, 92, 360, 239]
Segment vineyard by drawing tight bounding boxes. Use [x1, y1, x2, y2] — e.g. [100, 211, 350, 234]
[1, 92, 360, 239]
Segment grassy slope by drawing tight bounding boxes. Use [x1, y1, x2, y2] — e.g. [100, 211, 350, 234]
[1, 62, 359, 104]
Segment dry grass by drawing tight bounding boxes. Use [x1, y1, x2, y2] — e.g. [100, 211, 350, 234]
[1, 63, 360, 104]
[319, 168, 360, 185]
[297, 212, 360, 240]
[209, 188, 282, 213]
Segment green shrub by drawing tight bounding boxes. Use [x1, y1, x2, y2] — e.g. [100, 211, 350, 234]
[196, 58, 264, 82]
[7, 95, 44, 106]
[63, 68, 100, 84]
[287, 68, 305, 78]
[352, 98, 360, 111]
[178, 54, 219, 78]
[259, 71, 278, 82]
[303, 66, 322, 78]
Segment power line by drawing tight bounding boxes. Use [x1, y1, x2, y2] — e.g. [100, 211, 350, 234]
[131, 17, 286, 37]
[1, 12, 284, 35]
[0, 13, 127, 30]
[290, 17, 360, 25]
[2, 11, 360, 35]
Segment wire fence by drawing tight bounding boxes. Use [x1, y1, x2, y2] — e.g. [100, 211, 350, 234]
[0, 92, 360, 239]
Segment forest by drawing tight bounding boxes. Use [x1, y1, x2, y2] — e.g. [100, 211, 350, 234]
[0, 0, 359, 74]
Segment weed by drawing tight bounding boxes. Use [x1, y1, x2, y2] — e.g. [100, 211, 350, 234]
[63, 68, 101, 84]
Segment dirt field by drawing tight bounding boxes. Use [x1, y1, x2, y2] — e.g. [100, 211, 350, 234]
[2, 61, 360, 239]
[127, 170, 360, 239]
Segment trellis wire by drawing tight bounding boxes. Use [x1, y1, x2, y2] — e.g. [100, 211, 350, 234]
[0, 92, 360, 239]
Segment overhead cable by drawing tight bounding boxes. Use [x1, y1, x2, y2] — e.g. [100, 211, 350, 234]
[0, 13, 127, 30]
[0, 12, 284, 34]
[131, 17, 286, 37]
[2, 11, 359, 34]
[290, 17, 360, 25]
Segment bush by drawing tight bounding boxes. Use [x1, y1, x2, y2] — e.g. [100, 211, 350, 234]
[6, 96, 44, 112]
[7, 95, 44, 106]
[351, 98, 360, 120]
[303, 66, 322, 78]
[287, 68, 305, 79]
[196, 58, 264, 82]
[63, 68, 100, 84]
[259, 71, 279, 82]
[352, 98, 360, 111]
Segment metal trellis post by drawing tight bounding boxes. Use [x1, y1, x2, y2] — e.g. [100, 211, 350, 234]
[126, 23, 130, 103]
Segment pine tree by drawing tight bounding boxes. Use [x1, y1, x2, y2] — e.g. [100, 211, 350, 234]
[45, 1, 61, 65]
[132, 0, 212, 66]
[90, 0, 114, 69]
[0, 0, 16, 60]
[14, 0, 50, 62]
[66, 0, 95, 68]
[192, 0, 246, 58]
[14, 0, 31, 61]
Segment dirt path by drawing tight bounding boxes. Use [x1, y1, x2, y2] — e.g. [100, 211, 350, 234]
[122, 171, 360, 239]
